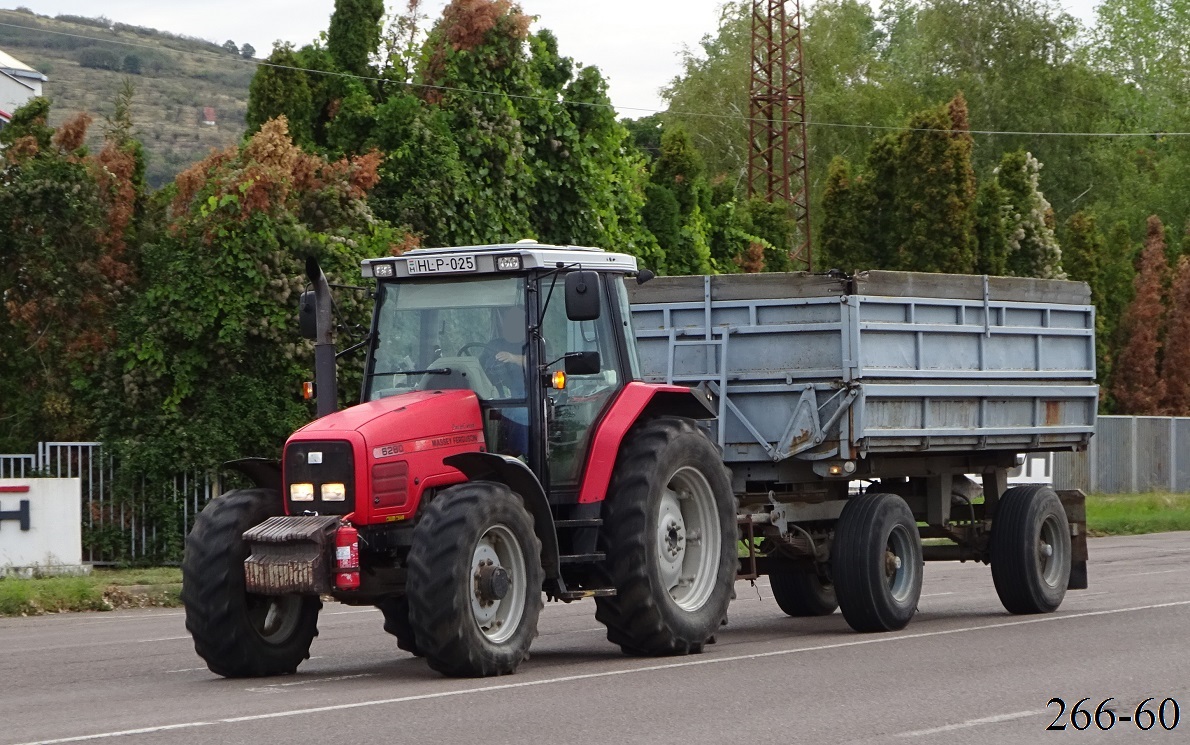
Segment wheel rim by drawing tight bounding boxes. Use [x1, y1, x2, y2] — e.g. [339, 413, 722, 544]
[1037, 513, 1066, 588]
[655, 466, 721, 612]
[884, 524, 919, 604]
[470, 523, 527, 644]
[247, 594, 303, 644]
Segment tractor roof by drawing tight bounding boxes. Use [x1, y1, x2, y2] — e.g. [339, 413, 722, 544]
[362, 240, 638, 280]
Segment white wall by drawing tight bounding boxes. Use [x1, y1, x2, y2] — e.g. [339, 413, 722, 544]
[0, 479, 86, 577]
[0, 74, 36, 117]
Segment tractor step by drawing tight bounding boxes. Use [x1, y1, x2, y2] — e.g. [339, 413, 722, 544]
[556, 588, 617, 600]
[559, 552, 605, 564]
[554, 519, 603, 528]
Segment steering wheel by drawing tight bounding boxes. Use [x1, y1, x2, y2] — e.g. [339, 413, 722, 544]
[457, 342, 489, 358]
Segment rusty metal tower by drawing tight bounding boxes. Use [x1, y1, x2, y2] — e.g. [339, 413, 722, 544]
[748, 0, 811, 271]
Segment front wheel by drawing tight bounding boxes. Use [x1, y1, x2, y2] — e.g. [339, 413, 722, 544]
[595, 417, 736, 656]
[831, 493, 922, 633]
[181, 488, 321, 677]
[406, 481, 544, 677]
[990, 485, 1071, 614]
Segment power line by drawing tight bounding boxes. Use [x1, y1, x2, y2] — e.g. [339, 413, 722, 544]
[2, 15, 1188, 139]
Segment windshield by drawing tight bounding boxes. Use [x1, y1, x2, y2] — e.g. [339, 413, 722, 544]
[365, 276, 527, 403]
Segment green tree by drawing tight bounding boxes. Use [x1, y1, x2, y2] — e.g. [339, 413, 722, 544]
[644, 126, 713, 274]
[222, 40, 239, 54]
[327, 0, 385, 78]
[106, 118, 400, 487]
[820, 156, 870, 271]
[996, 151, 1064, 278]
[246, 44, 315, 146]
[1063, 212, 1103, 296]
[0, 100, 141, 449]
[241, 43, 257, 59]
[974, 179, 1011, 275]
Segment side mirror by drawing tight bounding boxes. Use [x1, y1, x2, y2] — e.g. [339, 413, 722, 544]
[298, 290, 317, 340]
[565, 271, 601, 321]
[636, 269, 656, 285]
[564, 351, 601, 376]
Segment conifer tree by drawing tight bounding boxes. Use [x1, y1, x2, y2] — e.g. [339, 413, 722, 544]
[246, 44, 315, 146]
[1111, 216, 1169, 414]
[327, 0, 386, 78]
[1161, 256, 1190, 415]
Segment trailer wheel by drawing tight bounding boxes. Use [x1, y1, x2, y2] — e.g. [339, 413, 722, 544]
[831, 493, 922, 632]
[595, 417, 736, 656]
[990, 485, 1071, 614]
[377, 595, 422, 657]
[406, 481, 543, 677]
[769, 560, 837, 617]
[181, 488, 321, 677]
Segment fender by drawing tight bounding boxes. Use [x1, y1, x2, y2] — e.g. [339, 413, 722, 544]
[443, 452, 561, 585]
[223, 458, 282, 494]
[577, 382, 716, 505]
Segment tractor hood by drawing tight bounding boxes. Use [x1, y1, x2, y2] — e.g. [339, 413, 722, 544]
[293, 389, 483, 443]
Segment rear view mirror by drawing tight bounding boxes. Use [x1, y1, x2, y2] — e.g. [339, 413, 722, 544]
[298, 290, 317, 340]
[565, 271, 601, 321]
[564, 351, 601, 376]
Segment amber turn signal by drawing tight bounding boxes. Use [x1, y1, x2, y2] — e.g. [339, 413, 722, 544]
[302, 381, 314, 400]
[551, 371, 566, 389]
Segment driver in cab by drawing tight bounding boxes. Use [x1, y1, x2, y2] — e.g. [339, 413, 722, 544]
[482, 306, 529, 457]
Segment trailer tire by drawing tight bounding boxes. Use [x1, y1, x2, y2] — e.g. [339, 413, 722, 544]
[769, 560, 837, 617]
[990, 485, 1071, 614]
[377, 596, 422, 657]
[595, 417, 736, 656]
[831, 493, 922, 632]
[181, 488, 321, 678]
[406, 481, 544, 677]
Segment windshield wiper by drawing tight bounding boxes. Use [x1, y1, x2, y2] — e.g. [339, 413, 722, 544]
[367, 368, 451, 378]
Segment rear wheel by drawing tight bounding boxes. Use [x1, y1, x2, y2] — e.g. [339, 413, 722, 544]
[595, 417, 736, 656]
[831, 493, 922, 633]
[181, 488, 321, 677]
[990, 485, 1071, 614]
[769, 560, 837, 617]
[406, 481, 544, 677]
[377, 595, 422, 657]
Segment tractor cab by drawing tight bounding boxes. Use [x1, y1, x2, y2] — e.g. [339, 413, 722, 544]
[359, 242, 641, 495]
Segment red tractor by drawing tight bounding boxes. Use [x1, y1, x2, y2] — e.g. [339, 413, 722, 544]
[181, 242, 737, 678]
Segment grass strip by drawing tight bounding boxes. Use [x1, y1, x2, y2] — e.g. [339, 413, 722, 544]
[1086, 492, 1190, 536]
[0, 567, 182, 616]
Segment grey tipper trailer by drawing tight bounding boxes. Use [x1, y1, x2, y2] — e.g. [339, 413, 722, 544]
[629, 270, 1096, 631]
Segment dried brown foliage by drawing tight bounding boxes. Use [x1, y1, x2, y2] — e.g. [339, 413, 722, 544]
[441, 0, 529, 51]
[52, 112, 93, 153]
[1161, 256, 1190, 415]
[1112, 215, 1169, 414]
[736, 241, 766, 273]
[4, 135, 40, 163]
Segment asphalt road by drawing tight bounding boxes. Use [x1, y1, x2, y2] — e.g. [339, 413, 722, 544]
[2, 532, 1188, 745]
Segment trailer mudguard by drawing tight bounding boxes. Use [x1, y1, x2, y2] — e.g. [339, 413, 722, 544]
[576, 382, 715, 505]
[443, 452, 560, 582]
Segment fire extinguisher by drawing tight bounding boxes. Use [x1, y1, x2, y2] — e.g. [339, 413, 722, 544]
[334, 523, 360, 591]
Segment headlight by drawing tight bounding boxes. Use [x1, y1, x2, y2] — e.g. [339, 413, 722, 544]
[290, 482, 315, 501]
[321, 483, 347, 502]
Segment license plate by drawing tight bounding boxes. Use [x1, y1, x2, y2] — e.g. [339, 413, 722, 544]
[406, 254, 478, 275]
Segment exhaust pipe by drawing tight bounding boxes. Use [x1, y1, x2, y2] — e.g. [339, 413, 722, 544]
[301, 257, 339, 418]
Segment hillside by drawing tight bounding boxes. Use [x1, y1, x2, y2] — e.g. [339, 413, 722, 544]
[0, 7, 253, 188]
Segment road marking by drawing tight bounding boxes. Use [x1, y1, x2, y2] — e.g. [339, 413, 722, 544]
[1109, 568, 1185, 579]
[247, 674, 376, 692]
[894, 710, 1042, 738]
[13, 599, 1190, 745]
[135, 636, 190, 643]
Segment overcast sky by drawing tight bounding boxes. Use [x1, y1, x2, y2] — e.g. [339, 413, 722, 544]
[7, 1, 1102, 114]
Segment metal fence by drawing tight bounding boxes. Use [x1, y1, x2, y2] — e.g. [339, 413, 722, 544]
[0, 442, 219, 564]
[1055, 416, 1190, 494]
